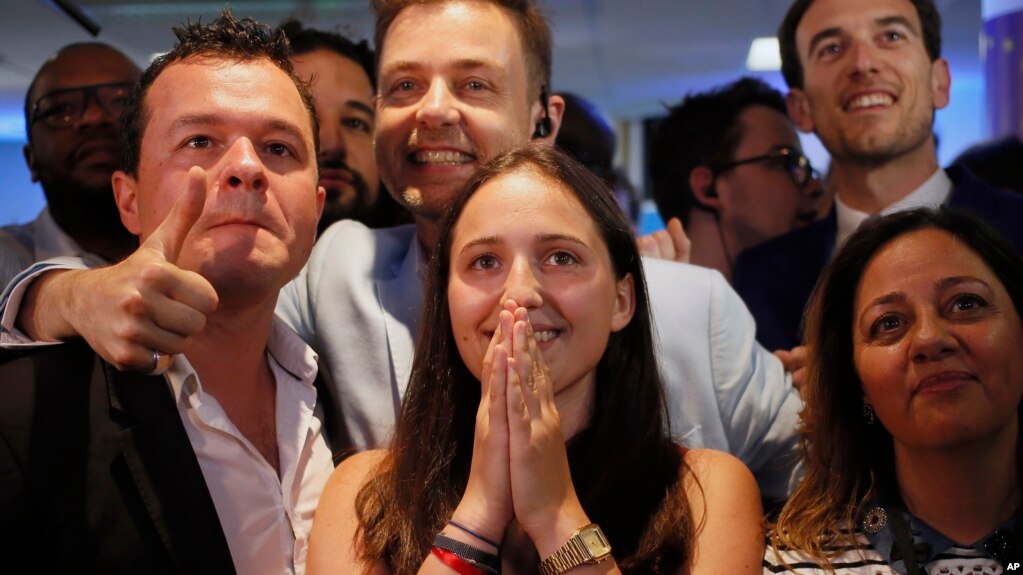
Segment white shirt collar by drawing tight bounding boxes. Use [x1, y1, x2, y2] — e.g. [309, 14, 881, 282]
[165, 317, 319, 404]
[834, 168, 953, 251]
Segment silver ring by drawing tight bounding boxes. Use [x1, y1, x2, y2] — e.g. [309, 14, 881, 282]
[147, 350, 173, 376]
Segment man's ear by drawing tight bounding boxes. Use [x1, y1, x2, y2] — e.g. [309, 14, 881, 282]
[22, 144, 39, 183]
[689, 165, 722, 211]
[534, 93, 566, 143]
[315, 184, 326, 221]
[610, 272, 635, 333]
[786, 89, 815, 133]
[930, 57, 951, 110]
[111, 170, 143, 235]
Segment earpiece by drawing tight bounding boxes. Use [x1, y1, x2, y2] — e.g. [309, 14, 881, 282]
[533, 85, 552, 139]
[534, 117, 552, 139]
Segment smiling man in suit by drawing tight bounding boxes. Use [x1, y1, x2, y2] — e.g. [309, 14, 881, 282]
[733, 0, 1023, 351]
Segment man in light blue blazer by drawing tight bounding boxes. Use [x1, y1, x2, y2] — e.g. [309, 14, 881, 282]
[276, 0, 801, 499]
[0, 0, 801, 499]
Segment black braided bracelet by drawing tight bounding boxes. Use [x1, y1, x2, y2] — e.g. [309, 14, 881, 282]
[432, 533, 501, 574]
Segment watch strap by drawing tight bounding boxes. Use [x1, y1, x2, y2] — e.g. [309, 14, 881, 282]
[539, 523, 611, 575]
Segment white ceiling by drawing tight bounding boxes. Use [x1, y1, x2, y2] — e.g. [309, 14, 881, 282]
[0, 0, 983, 124]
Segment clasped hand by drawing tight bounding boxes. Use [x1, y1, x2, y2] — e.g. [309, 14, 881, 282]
[452, 300, 589, 552]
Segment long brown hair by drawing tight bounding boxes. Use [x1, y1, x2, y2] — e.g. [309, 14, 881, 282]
[772, 208, 1023, 567]
[355, 145, 695, 574]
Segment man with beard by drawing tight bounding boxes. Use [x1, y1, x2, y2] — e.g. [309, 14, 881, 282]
[0, 43, 141, 286]
[732, 0, 1023, 351]
[283, 22, 409, 233]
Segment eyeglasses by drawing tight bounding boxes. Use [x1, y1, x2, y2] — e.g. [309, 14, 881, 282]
[711, 147, 819, 188]
[29, 82, 134, 129]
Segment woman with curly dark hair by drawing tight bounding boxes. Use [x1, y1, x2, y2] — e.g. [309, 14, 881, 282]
[766, 208, 1023, 574]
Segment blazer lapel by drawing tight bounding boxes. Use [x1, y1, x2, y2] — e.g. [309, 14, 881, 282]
[947, 166, 996, 216]
[375, 234, 425, 399]
[313, 361, 354, 465]
[107, 367, 236, 574]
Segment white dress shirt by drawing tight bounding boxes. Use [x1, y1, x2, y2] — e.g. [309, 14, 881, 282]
[0, 271, 335, 575]
[165, 318, 334, 575]
[834, 168, 953, 253]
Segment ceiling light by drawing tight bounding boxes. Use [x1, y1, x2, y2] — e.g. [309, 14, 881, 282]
[746, 37, 781, 71]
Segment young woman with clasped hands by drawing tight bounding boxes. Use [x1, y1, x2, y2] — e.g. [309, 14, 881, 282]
[306, 146, 763, 575]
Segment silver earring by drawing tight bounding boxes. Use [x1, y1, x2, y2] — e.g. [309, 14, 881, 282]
[862, 404, 876, 425]
[862, 506, 888, 534]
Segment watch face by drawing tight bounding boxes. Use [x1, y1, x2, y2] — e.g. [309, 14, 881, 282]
[579, 526, 612, 557]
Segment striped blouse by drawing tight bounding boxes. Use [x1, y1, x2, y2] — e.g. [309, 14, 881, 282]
[763, 528, 1004, 575]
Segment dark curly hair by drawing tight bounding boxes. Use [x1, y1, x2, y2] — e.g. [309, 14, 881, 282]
[279, 19, 376, 91]
[119, 9, 318, 176]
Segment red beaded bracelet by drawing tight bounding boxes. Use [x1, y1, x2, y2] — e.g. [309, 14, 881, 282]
[431, 546, 488, 575]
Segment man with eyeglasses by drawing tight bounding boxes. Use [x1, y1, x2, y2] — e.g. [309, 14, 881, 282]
[732, 0, 1023, 352]
[648, 77, 824, 285]
[0, 43, 141, 288]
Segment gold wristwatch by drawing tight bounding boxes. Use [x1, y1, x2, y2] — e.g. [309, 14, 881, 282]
[538, 523, 612, 575]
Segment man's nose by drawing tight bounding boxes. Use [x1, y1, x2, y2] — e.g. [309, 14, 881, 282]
[415, 79, 460, 128]
[218, 138, 267, 194]
[848, 39, 881, 77]
[803, 172, 824, 201]
[319, 119, 347, 161]
[75, 94, 117, 129]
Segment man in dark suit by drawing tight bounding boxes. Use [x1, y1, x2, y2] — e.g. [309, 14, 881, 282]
[0, 11, 346, 573]
[733, 0, 1023, 352]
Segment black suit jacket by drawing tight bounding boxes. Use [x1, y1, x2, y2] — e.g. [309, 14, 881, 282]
[0, 340, 351, 574]
[733, 166, 1023, 351]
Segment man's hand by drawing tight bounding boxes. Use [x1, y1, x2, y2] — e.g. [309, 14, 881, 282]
[637, 217, 691, 263]
[773, 345, 807, 391]
[18, 166, 219, 370]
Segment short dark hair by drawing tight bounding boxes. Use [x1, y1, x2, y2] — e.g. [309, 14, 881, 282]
[278, 20, 377, 91]
[773, 207, 1023, 565]
[648, 77, 787, 225]
[371, 0, 552, 99]
[779, 0, 943, 89]
[119, 9, 318, 177]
